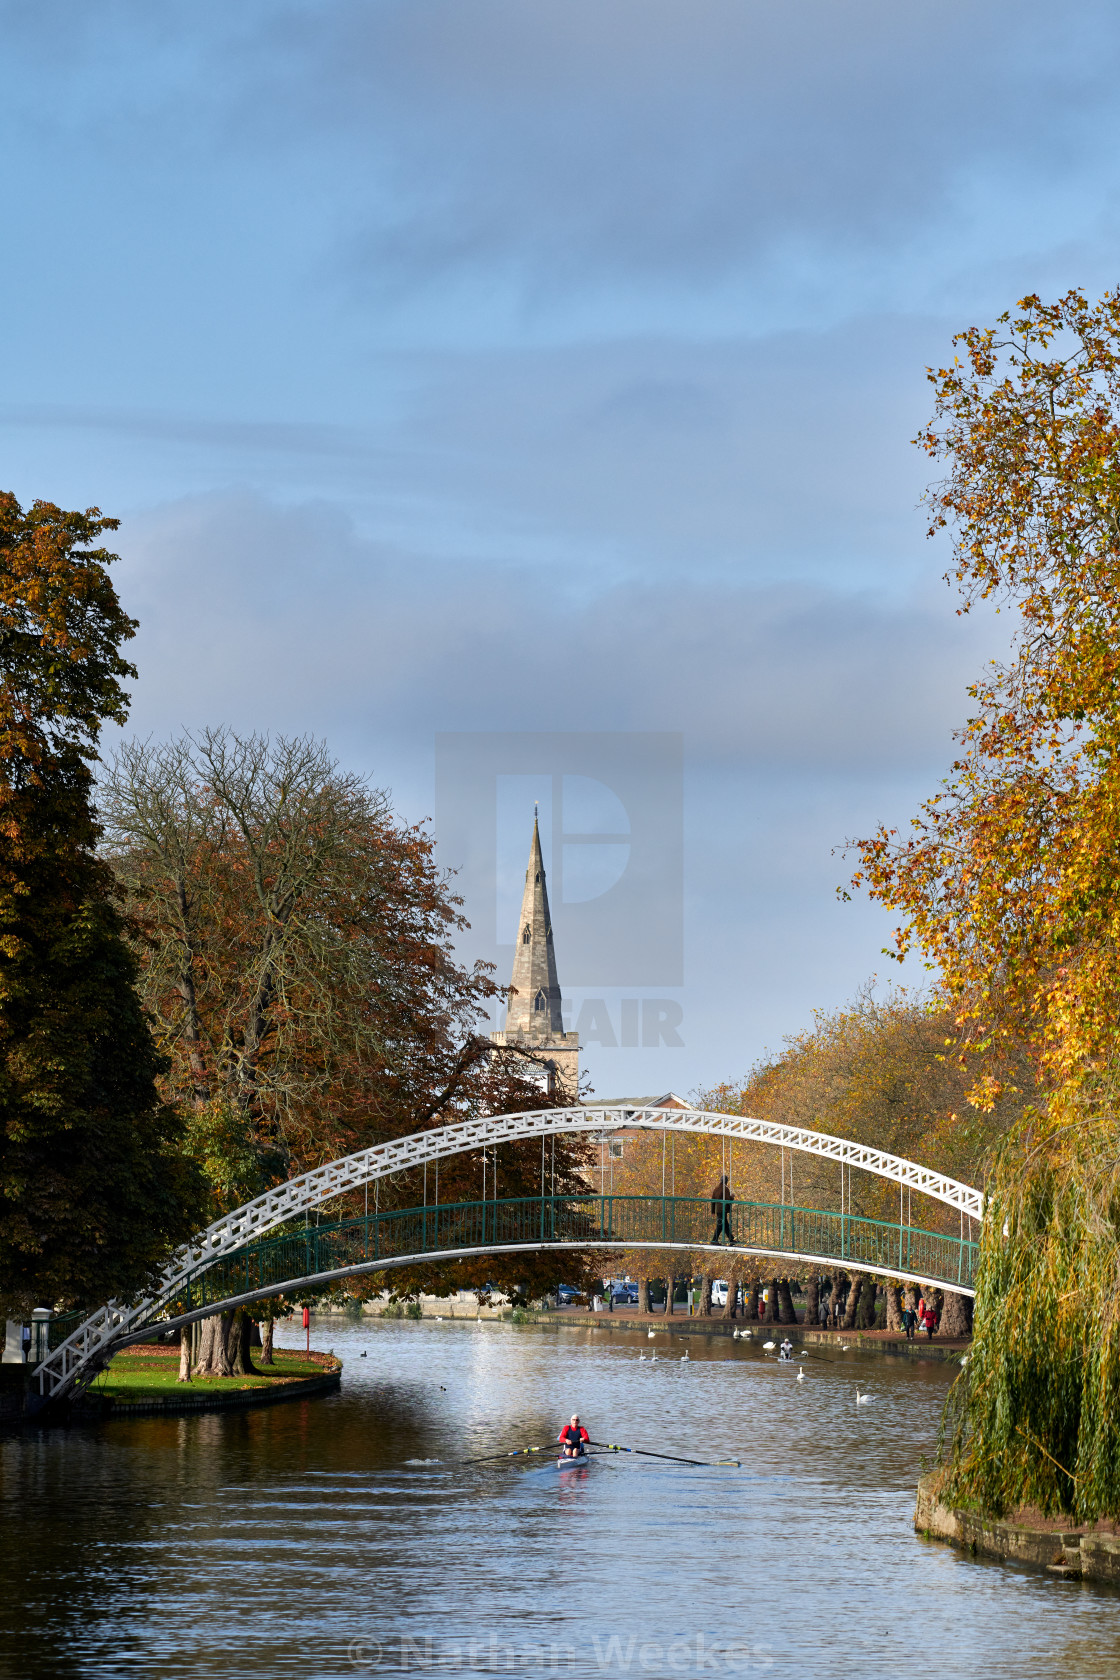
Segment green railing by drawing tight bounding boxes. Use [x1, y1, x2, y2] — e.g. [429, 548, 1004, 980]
[153, 1194, 978, 1324]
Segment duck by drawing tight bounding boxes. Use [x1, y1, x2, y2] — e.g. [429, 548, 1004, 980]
[855, 1387, 871, 1405]
[796, 1366, 804, 1382]
[360, 1351, 367, 1358]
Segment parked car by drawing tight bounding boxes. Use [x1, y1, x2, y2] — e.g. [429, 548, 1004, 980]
[712, 1280, 729, 1307]
[611, 1282, 639, 1305]
[556, 1284, 583, 1305]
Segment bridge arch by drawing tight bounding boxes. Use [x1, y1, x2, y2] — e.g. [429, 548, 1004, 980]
[34, 1105, 982, 1404]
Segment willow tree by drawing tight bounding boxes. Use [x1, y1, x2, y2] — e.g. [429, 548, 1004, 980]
[853, 290, 1120, 1519]
[0, 495, 203, 1318]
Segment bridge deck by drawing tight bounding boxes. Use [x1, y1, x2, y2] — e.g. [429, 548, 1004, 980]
[98, 1193, 976, 1339]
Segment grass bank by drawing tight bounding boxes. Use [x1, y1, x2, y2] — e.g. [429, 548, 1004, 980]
[90, 1346, 331, 1405]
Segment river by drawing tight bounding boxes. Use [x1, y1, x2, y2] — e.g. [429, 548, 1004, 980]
[2, 1317, 1118, 1680]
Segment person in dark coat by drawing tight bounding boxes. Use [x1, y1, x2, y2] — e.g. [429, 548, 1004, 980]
[710, 1175, 736, 1245]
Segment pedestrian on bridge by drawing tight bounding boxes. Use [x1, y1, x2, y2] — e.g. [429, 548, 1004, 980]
[710, 1176, 736, 1245]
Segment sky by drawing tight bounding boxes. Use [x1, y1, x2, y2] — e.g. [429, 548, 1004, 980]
[3, 0, 1119, 1095]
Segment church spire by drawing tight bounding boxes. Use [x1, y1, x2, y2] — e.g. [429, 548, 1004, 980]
[503, 811, 564, 1037]
[490, 809, 580, 1097]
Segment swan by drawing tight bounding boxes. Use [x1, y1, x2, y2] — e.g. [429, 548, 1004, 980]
[639, 1352, 646, 1361]
[796, 1366, 804, 1381]
[742, 1329, 753, 1338]
[855, 1387, 871, 1405]
[650, 1352, 658, 1363]
[731, 1329, 740, 1339]
[680, 1351, 690, 1362]
[763, 1340, 776, 1350]
[648, 1329, 656, 1339]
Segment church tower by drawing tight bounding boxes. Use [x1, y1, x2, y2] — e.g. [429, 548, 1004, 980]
[490, 811, 580, 1098]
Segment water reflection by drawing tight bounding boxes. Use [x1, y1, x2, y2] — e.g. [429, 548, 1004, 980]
[1, 1318, 1118, 1679]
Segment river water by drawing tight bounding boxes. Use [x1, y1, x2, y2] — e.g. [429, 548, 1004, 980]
[2, 1317, 1119, 1680]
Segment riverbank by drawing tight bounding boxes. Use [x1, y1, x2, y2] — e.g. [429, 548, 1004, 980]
[915, 1470, 1120, 1582]
[79, 1345, 343, 1417]
[2, 1347, 342, 1426]
[516, 1308, 970, 1360]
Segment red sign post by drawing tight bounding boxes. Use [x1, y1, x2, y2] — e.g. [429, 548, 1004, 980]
[302, 1306, 310, 1356]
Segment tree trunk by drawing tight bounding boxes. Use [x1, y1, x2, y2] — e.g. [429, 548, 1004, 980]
[177, 1326, 191, 1383]
[744, 1278, 760, 1322]
[856, 1278, 878, 1329]
[226, 1308, 258, 1376]
[904, 1282, 920, 1314]
[701, 1274, 713, 1317]
[193, 1313, 225, 1376]
[842, 1274, 864, 1331]
[721, 1266, 739, 1319]
[763, 1278, 780, 1324]
[828, 1274, 846, 1329]
[805, 1275, 820, 1329]
[640, 1278, 653, 1317]
[259, 1318, 275, 1366]
[940, 1289, 972, 1338]
[778, 1278, 797, 1324]
[885, 1282, 903, 1332]
[665, 1276, 674, 1316]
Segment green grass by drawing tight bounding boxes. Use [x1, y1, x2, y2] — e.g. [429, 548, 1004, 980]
[92, 1348, 328, 1404]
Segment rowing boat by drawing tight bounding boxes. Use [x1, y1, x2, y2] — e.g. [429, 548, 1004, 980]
[556, 1451, 590, 1469]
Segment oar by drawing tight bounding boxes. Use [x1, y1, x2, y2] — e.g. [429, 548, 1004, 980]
[588, 1440, 741, 1468]
[461, 1443, 558, 1465]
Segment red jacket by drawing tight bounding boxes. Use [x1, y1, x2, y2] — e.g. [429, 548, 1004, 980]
[558, 1424, 589, 1450]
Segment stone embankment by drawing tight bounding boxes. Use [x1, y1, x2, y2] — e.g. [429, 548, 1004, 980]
[915, 1471, 1120, 1582]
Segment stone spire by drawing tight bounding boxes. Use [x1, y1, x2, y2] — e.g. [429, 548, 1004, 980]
[490, 810, 580, 1096]
[503, 811, 564, 1038]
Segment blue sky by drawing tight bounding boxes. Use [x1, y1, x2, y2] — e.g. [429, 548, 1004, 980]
[4, 0, 1119, 1093]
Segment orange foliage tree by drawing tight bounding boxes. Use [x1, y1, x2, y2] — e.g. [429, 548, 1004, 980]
[852, 290, 1120, 1517]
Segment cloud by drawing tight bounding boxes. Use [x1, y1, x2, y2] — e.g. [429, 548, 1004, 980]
[116, 488, 991, 783]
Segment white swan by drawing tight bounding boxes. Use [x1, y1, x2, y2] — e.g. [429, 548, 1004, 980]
[639, 1352, 646, 1361]
[648, 1329, 656, 1339]
[680, 1351, 690, 1361]
[763, 1340, 776, 1350]
[796, 1366, 804, 1382]
[855, 1387, 871, 1405]
[650, 1352, 658, 1362]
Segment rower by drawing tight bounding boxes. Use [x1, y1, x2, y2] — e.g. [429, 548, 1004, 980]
[779, 1338, 794, 1361]
[558, 1414, 589, 1458]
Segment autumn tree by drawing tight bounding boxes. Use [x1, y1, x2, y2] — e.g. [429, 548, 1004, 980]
[854, 289, 1120, 1519]
[0, 495, 204, 1319]
[101, 728, 598, 1343]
